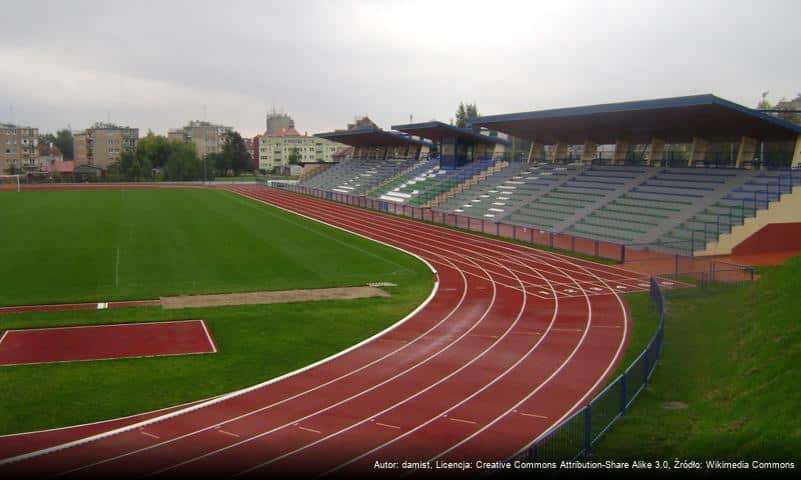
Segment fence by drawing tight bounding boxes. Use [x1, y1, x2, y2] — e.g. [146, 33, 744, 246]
[506, 276, 666, 463]
[274, 183, 628, 263]
[272, 183, 758, 282]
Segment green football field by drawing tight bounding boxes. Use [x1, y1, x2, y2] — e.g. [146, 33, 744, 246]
[0, 188, 425, 306]
[0, 188, 433, 433]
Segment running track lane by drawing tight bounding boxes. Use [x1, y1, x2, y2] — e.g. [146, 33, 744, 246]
[0, 184, 637, 477]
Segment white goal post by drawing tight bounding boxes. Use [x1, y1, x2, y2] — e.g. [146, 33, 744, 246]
[0, 174, 21, 192]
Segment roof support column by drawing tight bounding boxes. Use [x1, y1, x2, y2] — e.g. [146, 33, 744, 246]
[418, 144, 429, 160]
[580, 140, 598, 165]
[735, 136, 757, 168]
[792, 135, 801, 168]
[646, 137, 664, 166]
[613, 139, 630, 165]
[552, 142, 568, 163]
[527, 142, 542, 163]
[688, 137, 708, 167]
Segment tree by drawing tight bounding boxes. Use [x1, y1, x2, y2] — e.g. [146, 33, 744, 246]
[288, 147, 301, 165]
[54, 129, 74, 160]
[137, 135, 171, 169]
[757, 91, 801, 124]
[163, 142, 203, 180]
[220, 131, 250, 175]
[455, 102, 479, 128]
[39, 133, 56, 145]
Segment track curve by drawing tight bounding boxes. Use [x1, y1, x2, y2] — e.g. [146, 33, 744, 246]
[0, 184, 648, 477]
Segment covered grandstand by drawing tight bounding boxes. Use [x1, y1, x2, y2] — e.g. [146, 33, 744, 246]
[298, 95, 801, 258]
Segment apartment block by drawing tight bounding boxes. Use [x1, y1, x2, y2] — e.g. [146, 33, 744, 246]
[1, 123, 39, 173]
[168, 120, 232, 159]
[73, 123, 139, 168]
[258, 125, 343, 171]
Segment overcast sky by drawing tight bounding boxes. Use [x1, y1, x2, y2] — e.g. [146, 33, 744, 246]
[2, 0, 799, 137]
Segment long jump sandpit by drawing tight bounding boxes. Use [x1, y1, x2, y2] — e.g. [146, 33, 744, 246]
[159, 286, 390, 309]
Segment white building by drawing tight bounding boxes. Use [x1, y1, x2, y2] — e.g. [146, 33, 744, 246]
[258, 126, 342, 171]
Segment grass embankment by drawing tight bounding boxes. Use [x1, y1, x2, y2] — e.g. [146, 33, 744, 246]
[595, 255, 801, 461]
[0, 188, 433, 434]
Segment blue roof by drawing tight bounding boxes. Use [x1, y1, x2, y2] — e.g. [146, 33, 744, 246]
[391, 121, 511, 146]
[471, 94, 801, 143]
[315, 127, 433, 148]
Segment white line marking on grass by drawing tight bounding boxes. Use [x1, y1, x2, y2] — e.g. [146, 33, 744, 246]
[115, 247, 120, 288]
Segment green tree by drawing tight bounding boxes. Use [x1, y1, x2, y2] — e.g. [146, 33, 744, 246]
[39, 133, 56, 145]
[455, 102, 479, 128]
[288, 147, 301, 165]
[54, 129, 74, 160]
[136, 135, 171, 169]
[221, 131, 250, 175]
[163, 142, 202, 180]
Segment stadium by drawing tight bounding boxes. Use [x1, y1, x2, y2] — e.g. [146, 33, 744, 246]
[0, 92, 799, 478]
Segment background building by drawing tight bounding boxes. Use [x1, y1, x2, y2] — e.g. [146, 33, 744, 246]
[73, 123, 138, 168]
[265, 112, 294, 136]
[257, 124, 343, 172]
[1, 123, 39, 173]
[168, 120, 232, 159]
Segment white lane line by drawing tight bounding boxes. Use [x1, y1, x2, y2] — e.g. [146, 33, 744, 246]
[217, 430, 239, 438]
[139, 431, 159, 440]
[375, 422, 401, 430]
[448, 418, 477, 425]
[297, 426, 321, 435]
[518, 412, 548, 420]
[0, 331, 8, 346]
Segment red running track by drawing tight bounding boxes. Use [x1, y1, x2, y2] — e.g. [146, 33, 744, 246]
[0, 320, 217, 366]
[0, 184, 657, 477]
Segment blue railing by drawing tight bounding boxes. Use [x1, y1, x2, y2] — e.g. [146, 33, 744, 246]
[507, 277, 666, 462]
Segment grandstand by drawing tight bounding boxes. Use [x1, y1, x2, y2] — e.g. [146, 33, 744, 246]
[299, 95, 801, 258]
[302, 127, 432, 196]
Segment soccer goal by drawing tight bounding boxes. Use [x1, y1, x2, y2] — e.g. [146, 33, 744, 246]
[0, 174, 21, 192]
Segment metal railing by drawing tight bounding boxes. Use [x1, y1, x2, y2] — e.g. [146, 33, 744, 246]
[507, 277, 666, 463]
[273, 183, 628, 262]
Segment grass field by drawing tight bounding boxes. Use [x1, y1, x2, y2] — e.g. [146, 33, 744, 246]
[0, 189, 424, 306]
[0, 188, 433, 433]
[595, 254, 801, 462]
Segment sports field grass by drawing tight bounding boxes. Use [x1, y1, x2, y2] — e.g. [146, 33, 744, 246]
[0, 188, 433, 434]
[0, 188, 425, 306]
[595, 254, 801, 462]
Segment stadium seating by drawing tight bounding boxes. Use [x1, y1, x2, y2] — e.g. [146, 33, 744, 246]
[299, 156, 801, 255]
[302, 155, 422, 196]
[369, 158, 500, 207]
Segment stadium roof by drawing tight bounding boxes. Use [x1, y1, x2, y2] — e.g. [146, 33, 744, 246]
[315, 128, 433, 148]
[391, 121, 511, 146]
[470, 94, 801, 144]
